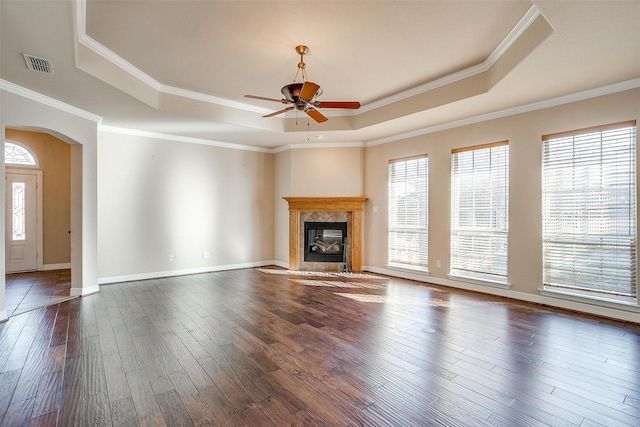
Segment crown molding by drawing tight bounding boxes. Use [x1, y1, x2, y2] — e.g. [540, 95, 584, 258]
[98, 125, 272, 153]
[272, 141, 366, 153]
[160, 85, 270, 114]
[78, 32, 162, 92]
[5, 77, 638, 154]
[0, 79, 102, 123]
[366, 78, 640, 147]
[0, 78, 356, 153]
[484, 5, 541, 69]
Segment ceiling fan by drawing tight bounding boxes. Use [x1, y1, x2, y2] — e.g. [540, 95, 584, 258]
[245, 45, 361, 123]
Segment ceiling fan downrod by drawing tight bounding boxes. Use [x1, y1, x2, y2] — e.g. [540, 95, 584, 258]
[293, 45, 309, 82]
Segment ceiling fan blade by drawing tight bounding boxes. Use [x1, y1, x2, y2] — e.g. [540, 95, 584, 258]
[245, 95, 288, 104]
[263, 106, 294, 118]
[317, 101, 361, 109]
[299, 82, 321, 101]
[306, 108, 328, 123]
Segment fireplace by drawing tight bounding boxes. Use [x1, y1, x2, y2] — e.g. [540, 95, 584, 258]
[304, 222, 348, 262]
[284, 197, 367, 272]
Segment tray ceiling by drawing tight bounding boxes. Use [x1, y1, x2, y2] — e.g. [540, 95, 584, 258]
[1, 1, 639, 149]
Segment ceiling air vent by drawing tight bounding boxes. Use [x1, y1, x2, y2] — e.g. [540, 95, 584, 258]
[23, 54, 54, 75]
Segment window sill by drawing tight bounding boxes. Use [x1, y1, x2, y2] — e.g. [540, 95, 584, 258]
[386, 264, 430, 276]
[539, 287, 638, 309]
[447, 274, 510, 290]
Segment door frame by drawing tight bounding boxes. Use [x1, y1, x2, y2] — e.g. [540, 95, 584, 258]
[5, 168, 43, 272]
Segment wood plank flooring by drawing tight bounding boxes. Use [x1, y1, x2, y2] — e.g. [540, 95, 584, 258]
[4, 270, 74, 317]
[1, 266, 640, 426]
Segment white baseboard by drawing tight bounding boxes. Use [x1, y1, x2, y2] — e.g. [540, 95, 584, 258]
[98, 260, 282, 285]
[42, 262, 71, 271]
[71, 285, 100, 297]
[0, 311, 7, 323]
[363, 265, 640, 324]
[271, 260, 289, 269]
[42, 263, 72, 271]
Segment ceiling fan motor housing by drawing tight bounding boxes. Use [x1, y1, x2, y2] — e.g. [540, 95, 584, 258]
[282, 83, 325, 111]
[281, 83, 303, 101]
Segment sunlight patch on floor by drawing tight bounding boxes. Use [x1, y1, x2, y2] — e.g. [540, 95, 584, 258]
[258, 269, 385, 280]
[334, 292, 508, 307]
[290, 279, 385, 290]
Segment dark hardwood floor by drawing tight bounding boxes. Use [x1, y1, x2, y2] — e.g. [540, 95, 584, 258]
[1, 267, 640, 426]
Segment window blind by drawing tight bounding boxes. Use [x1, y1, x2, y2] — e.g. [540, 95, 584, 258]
[542, 121, 637, 298]
[388, 156, 428, 270]
[451, 142, 509, 283]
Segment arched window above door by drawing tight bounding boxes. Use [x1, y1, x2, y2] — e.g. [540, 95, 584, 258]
[4, 141, 38, 167]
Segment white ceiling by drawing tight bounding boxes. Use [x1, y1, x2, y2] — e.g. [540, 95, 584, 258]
[1, 1, 639, 149]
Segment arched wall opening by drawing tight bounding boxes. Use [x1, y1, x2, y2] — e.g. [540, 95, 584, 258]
[0, 88, 99, 321]
[5, 132, 71, 273]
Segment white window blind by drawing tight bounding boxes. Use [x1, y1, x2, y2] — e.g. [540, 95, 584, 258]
[542, 121, 637, 298]
[451, 142, 509, 283]
[388, 155, 428, 271]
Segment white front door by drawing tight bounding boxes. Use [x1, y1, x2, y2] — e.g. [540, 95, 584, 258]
[5, 173, 38, 272]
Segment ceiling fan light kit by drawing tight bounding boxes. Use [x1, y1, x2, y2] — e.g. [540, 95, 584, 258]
[245, 45, 361, 124]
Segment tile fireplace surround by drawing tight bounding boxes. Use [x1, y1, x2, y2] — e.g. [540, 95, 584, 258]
[283, 197, 367, 272]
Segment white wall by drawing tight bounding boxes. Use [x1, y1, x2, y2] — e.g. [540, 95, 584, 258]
[290, 146, 364, 196]
[97, 130, 274, 282]
[364, 88, 640, 322]
[273, 146, 365, 267]
[273, 149, 292, 266]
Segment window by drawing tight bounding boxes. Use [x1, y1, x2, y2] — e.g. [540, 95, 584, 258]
[11, 182, 26, 241]
[388, 155, 428, 271]
[451, 142, 509, 284]
[542, 121, 637, 299]
[5, 142, 36, 166]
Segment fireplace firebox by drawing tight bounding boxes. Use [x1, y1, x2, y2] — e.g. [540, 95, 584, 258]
[304, 222, 348, 262]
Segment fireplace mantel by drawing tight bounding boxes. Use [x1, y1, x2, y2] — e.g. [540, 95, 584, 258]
[284, 197, 367, 272]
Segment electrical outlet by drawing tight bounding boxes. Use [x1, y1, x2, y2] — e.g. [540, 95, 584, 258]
[168, 254, 174, 262]
[203, 251, 210, 259]
[436, 260, 441, 268]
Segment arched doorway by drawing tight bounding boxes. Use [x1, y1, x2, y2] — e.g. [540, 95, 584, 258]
[4, 133, 73, 316]
[0, 88, 100, 323]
